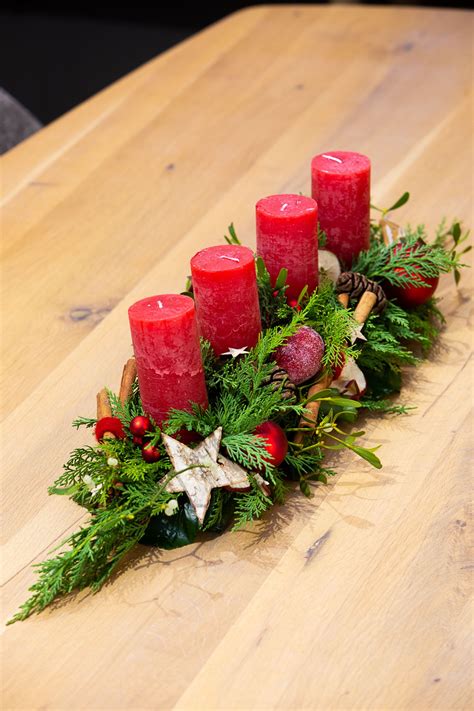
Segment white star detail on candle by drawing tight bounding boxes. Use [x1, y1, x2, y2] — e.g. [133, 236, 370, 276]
[220, 346, 250, 358]
[162, 427, 251, 524]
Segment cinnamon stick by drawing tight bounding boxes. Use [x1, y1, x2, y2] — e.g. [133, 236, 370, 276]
[337, 293, 349, 308]
[294, 371, 333, 445]
[353, 290, 377, 326]
[97, 388, 112, 419]
[96, 388, 115, 439]
[119, 357, 137, 405]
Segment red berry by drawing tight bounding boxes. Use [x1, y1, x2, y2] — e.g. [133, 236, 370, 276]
[275, 326, 325, 385]
[130, 415, 152, 438]
[141, 444, 161, 463]
[288, 298, 302, 311]
[132, 435, 144, 446]
[254, 421, 288, 467]
[95, 417, 126, 442]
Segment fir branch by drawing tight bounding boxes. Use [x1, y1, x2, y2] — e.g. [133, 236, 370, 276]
[232, 477, 273, 530]
[352, 227, 467, 287]
[360, 398, 415, 415]
[302, 281, 357, 369]
[72, 416, 96, 429]
[222, 433, 273, 475]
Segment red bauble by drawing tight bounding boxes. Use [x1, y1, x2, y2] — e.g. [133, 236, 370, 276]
[388, 242, 439, 308]
[254, 421, 288, 467]
[95, 417, 126, 442]
[141, 444, 161, 463]
[390, 271, 439, 308]
[130, 415, 152, 438]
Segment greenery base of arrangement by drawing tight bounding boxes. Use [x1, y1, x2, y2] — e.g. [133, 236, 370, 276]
[9, 193, 469, 624]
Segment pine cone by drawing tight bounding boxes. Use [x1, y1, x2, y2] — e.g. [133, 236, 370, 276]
[262, 365, 297, 400]
[335, 271, 387, 315]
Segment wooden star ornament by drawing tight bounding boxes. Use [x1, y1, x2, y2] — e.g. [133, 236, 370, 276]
[162, 427, 251, 524]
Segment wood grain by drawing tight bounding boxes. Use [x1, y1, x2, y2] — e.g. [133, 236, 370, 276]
[1, 5, 473, 710]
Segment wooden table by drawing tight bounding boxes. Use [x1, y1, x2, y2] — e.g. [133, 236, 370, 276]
[1, 5, 472, 709]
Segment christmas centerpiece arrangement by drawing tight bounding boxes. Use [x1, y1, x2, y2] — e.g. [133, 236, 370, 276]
[10, 151, 469, 624]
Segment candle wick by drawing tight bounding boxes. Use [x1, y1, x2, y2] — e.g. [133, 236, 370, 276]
[219, 255, 240, 262]
[157, 300, 164, 309]
[281, 203, 289, 211]
[322, 154, 343, 164]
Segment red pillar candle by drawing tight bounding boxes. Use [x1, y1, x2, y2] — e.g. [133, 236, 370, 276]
[256, 194, 319, 301]
[191, 244, 262, 355]
[311, 151, 371, 266]
[128, 294, 208, 426]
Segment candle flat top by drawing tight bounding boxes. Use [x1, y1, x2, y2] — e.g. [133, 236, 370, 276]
[256, 194, 317, 218]
[128, 294, 194, 323]
[191, 244, 254, 273]
[312, 151, 370, 175]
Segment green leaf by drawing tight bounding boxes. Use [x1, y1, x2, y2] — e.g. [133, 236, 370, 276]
[297, 285, 308, 305]
[140, 503, 199, 549]
[256, 256, 267, 279]
[275, 268, 288, 290]
[387, 192, 410, 212]
[452, 222, 461, 243]
[348, 444, 382, 469]
[224, 223, 241, 245]
[304, 389, 363, 409]
[370, 202, 384, 213]
[48, 485, 79, 496]
[299, 479, 312, 497]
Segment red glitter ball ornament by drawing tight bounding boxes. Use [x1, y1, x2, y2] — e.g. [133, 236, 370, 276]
[95, 417, 126, 442]
[254, 421, 288, 467]
[129, 415, 152, 438]
[275, 326, 325, 385]
[141, 444, 161, 463]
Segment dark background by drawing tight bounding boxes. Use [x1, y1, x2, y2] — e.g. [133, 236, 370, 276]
[1, 1, 471, 126]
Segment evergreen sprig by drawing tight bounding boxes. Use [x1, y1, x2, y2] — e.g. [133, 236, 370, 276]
[353, 221, 468, 287]
[10, 199, 469, 624]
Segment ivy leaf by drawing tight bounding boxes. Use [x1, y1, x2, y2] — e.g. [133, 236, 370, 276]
[140, 502, 199, 549]
[387, 192, 410, 212]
